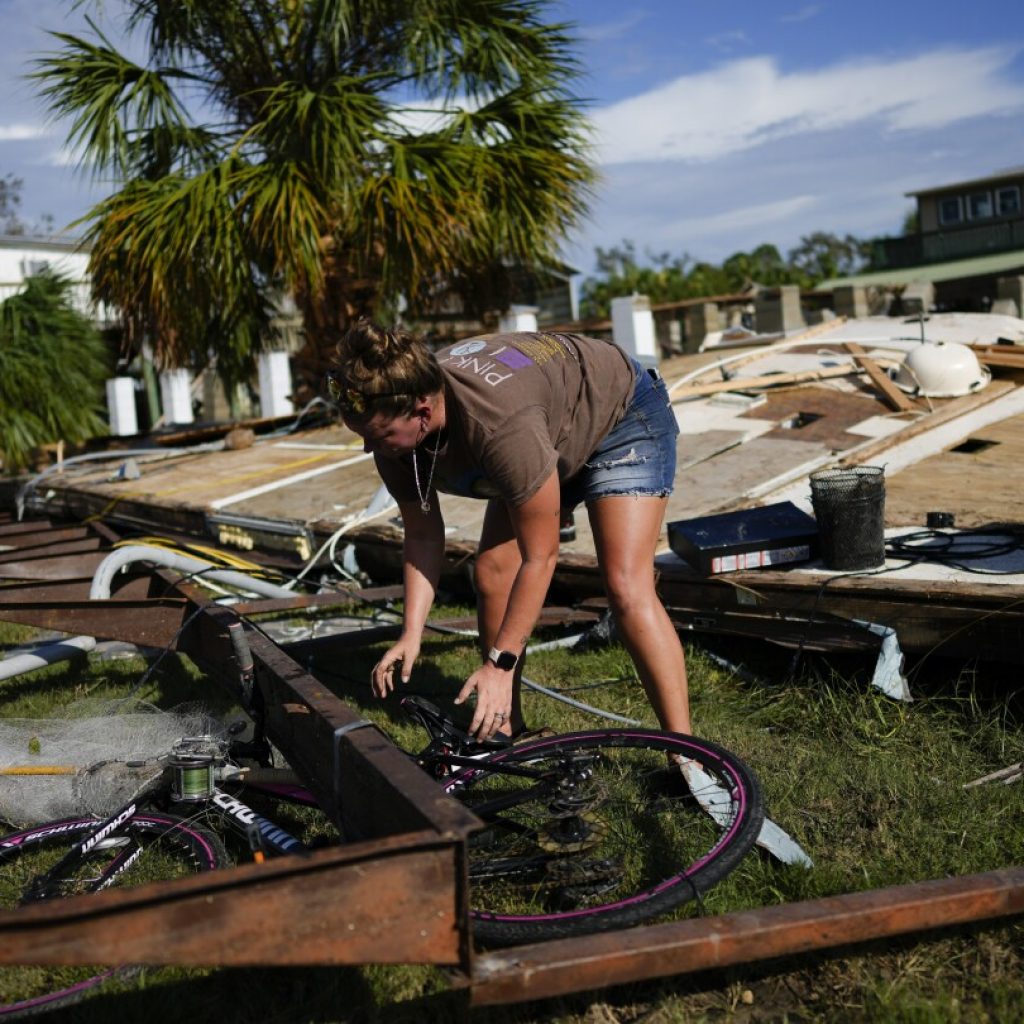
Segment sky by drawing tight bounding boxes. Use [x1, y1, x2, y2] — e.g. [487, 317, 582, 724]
[2, 0, 1023, 278]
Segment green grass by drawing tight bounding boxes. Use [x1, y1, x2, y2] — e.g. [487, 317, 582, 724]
[0, 612, 1023, 1022]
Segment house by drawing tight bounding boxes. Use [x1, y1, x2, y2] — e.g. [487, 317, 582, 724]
[825, 167, 1024, 314]
[0, 234, 115, 325]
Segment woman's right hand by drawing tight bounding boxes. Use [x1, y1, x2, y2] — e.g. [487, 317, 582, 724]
[371, 635, 422, 697]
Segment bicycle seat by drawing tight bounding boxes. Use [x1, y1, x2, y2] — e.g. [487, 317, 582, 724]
[400, 695, 511, 752]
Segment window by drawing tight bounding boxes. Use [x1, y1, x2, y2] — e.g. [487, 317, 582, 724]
[19, 258, 49, 276]
[996, 185, 1021, 216]
[966, 190, 993, 220]
[938, 196, 962, 225]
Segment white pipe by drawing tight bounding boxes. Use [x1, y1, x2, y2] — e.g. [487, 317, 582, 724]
[0, 636, 97, 681]
[89, 545, 296, 601]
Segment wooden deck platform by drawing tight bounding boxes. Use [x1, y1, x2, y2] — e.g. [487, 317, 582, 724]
[14, 328, 1024, 664]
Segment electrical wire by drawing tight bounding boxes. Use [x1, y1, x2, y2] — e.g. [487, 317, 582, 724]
[885, 526, 1024, 574]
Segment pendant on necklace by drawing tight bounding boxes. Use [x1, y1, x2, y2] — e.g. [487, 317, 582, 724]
[419, 499, 431, 513]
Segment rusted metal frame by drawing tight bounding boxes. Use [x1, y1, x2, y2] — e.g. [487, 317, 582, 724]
[0, 830, 467, 967]
[0, 538, 102, 565]
[176, 601, 478, 967]
[0, 575, 189, 648]
[0, 525, 91, 549]
[0, 563, 478, 970]
[662, 603, 884, 653]
[278, 606, 604, 668]
[467, 865, 1024, 1005]
[178, 603, 479, 840]
[0, 519, 55, 537]
[232, 584, 405, 616]
[0, 551, 110, 581]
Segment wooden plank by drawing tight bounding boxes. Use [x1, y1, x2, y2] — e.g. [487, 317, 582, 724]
[970, 344, 1024, 368]
[844, 342, 918, 412]
[672, 363, 863, 399]
[838, 380, 1016, 468]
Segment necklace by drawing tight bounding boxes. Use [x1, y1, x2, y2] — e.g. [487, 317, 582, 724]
[412, 434, 441, 514]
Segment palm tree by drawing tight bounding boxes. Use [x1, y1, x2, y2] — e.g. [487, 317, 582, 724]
[32, 0, 596, 390]
[0, 273, 110, 471]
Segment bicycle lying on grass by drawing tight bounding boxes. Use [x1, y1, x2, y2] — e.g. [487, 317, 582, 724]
[0, 693, 763, 1018]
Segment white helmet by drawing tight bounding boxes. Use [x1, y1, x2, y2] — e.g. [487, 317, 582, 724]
[890, 341, 990, 398]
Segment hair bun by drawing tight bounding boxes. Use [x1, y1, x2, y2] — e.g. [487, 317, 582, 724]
[344, 319, 410, 368]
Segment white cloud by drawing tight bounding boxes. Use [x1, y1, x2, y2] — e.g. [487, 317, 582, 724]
[593, 47, 1024, 165]
[661, 195, 819, 242]
[0, 123, 47, 141]
[577, 11, 648, 43]
[705, 30, 751, 54]
[780, 5, 823, 23]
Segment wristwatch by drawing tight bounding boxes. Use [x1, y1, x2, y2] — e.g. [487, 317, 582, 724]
[487, 647, 519, 672]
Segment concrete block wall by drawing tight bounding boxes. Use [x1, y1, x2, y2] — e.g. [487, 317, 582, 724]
[754, 285, 805, 334]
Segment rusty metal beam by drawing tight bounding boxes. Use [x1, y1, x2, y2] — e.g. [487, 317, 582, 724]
[0, 575, 188, 647]
[0, 552, 109, 580]
[468, 866, 1024, 1005]
[0, 538, 101, 565]
[0, 526, 91, 548]
[179, 605, 480, 845]
[0, 519, 54, 537]
[0, 832, 465, 966]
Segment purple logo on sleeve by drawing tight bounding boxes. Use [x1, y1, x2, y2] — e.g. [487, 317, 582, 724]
[495, 347, 533, 369]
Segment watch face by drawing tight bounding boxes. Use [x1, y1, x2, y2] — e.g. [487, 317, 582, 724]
[490, 649, 518, 671]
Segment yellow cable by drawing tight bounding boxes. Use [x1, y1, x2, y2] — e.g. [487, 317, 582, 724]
[111, 536, 269, 573]
[0, 766, 77, 776]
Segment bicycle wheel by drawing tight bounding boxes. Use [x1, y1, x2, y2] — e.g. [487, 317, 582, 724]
[0, 812, 228, 1019]
[443, 729, 764, 946]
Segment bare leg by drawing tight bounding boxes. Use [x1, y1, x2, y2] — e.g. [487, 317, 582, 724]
[473, 499, 526, 735]
[587, 494, 691, 734]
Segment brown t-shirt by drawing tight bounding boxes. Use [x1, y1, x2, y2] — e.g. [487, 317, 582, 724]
[374, 331, 636, 508]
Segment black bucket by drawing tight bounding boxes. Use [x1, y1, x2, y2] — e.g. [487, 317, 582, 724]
[809, 466, 886, 571]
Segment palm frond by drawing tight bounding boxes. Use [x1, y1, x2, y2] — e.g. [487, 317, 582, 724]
[0, 273, 110, 470]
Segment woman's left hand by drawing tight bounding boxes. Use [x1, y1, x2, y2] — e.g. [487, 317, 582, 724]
[455, 664, 513, 740]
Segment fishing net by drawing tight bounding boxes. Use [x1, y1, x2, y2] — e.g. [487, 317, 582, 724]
[0, 699, 224, 826]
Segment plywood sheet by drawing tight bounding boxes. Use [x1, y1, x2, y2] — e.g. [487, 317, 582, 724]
[741, 385, 902, 450]
[668, 436, 829, 521]
[885, 411, 1024, 527]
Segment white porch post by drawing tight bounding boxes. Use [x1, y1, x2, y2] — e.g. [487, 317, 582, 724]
[611, 294, 658, 369]
[499, 305, 539, 333]
[105, 377, 138, 437]
[258, 350, 294, 418]
[159, 368, 194, 425]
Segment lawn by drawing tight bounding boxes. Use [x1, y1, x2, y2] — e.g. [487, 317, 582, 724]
[0, 603, 1022, 1023]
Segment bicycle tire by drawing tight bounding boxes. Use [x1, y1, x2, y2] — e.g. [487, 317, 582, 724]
[443, 729, 763, 946]
[0, 812, 228, 1019]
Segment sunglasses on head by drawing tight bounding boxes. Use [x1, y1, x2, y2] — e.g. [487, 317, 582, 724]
[325, 370, 410, 415]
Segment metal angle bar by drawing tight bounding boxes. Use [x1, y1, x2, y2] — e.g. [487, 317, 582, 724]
[0, 526, 90, 549]
[0, 552, 109, 580]
[468, 865, 1024, 1005]
[0, 538, 102, 564]
[0, 832, 466, 967]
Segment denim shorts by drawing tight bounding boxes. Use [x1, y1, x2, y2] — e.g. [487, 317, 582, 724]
[561, 361, 680, 509]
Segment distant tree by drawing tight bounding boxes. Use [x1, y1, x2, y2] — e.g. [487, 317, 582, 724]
[0, 272, 110, 471]
[33, 0, 595, 389]
[0, 174, 26, 235]
[786, 231, 872, 284]
[902, 207, 920, 235]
